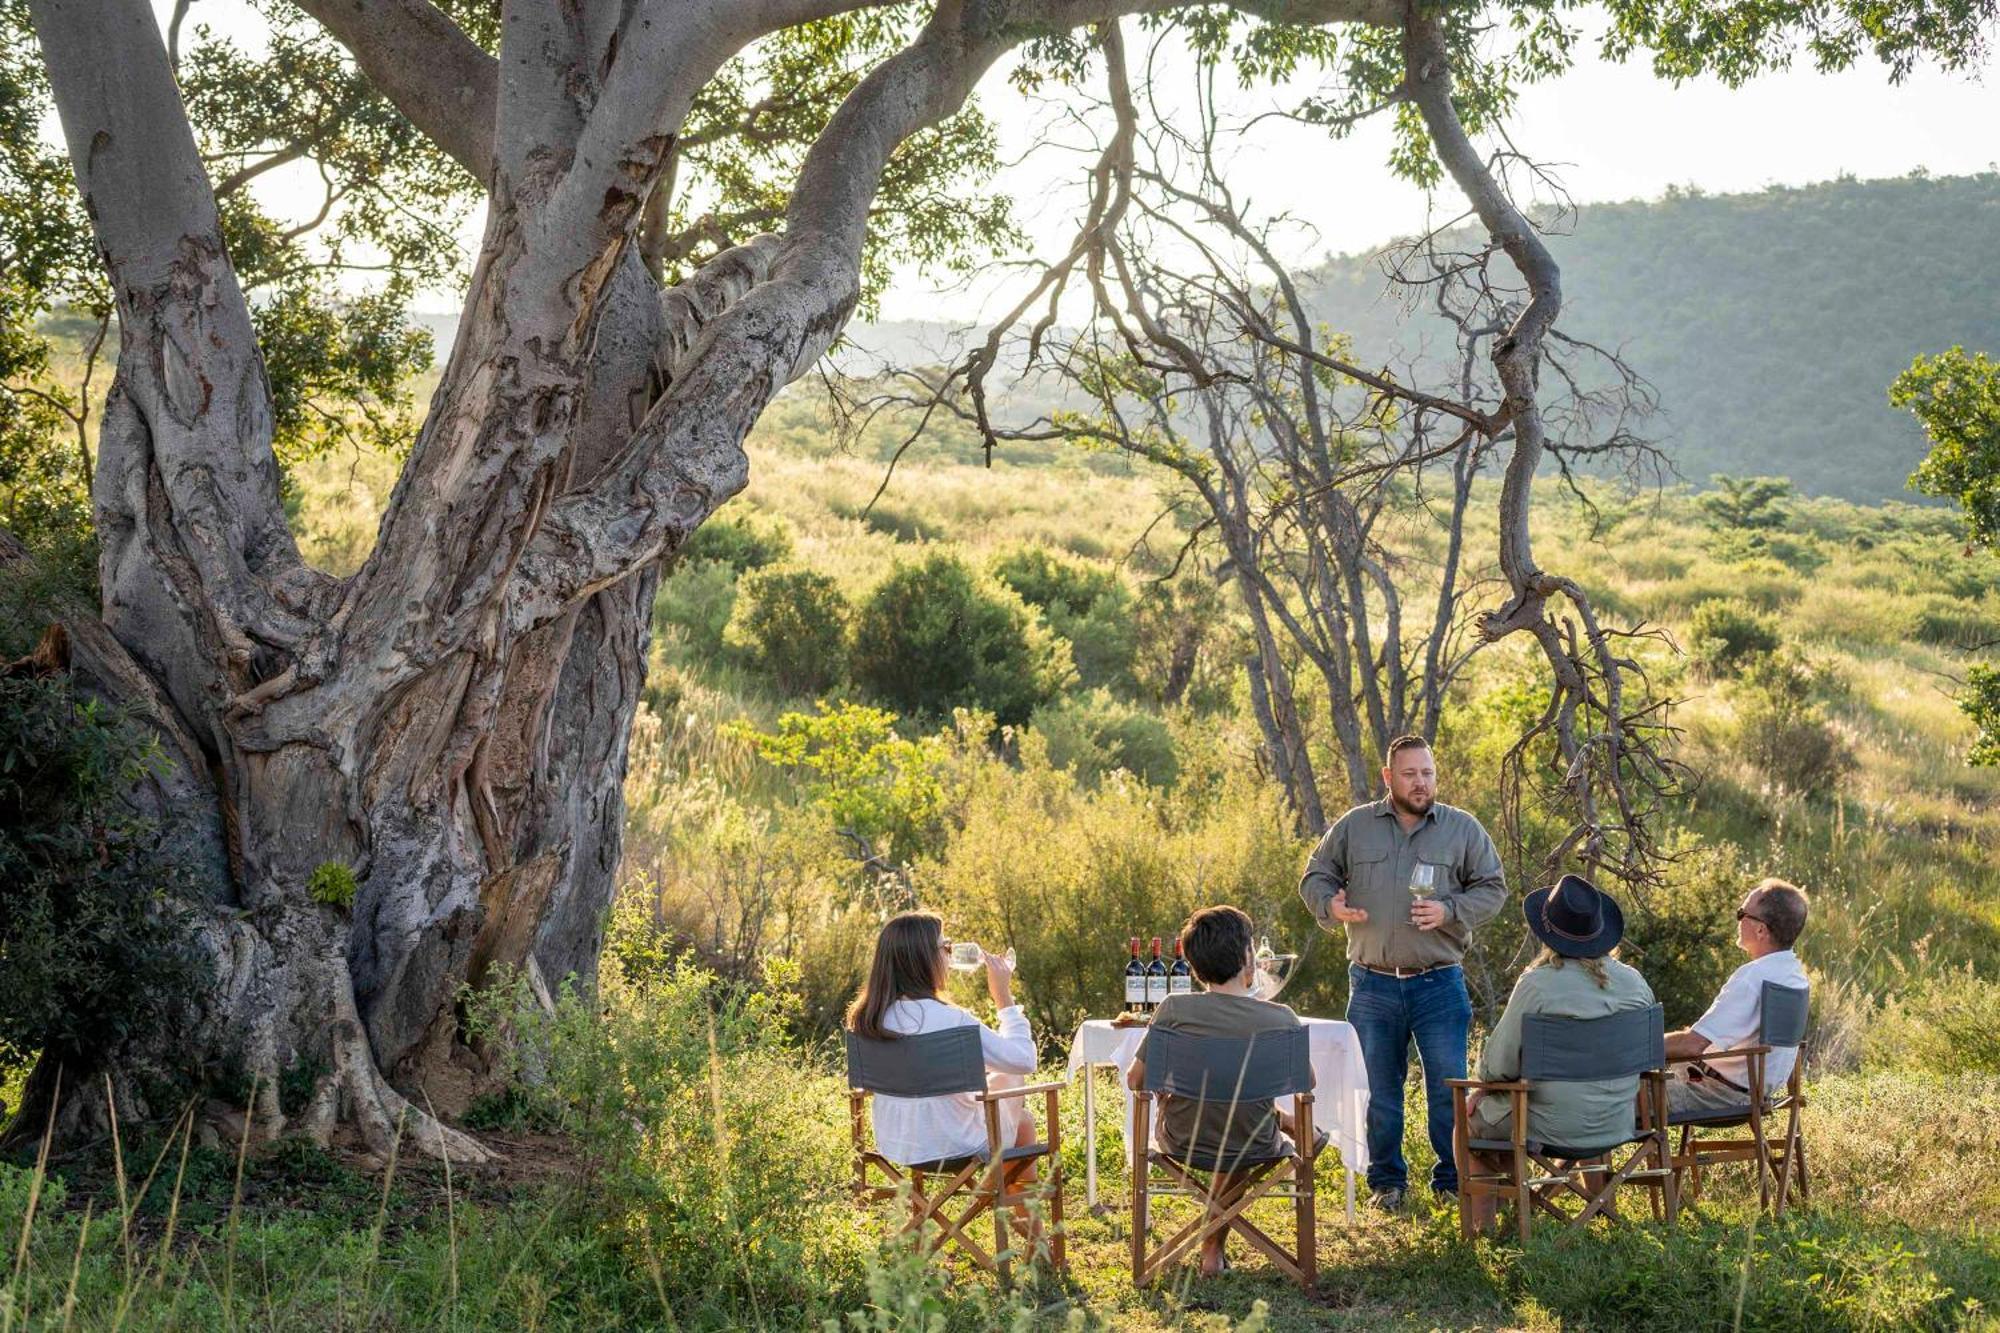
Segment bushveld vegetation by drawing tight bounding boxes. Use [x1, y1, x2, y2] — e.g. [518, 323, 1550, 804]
[7, 418, 1997, 1329]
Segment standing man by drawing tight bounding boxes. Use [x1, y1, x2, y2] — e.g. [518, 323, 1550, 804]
[1299, 735, 1507, 1210]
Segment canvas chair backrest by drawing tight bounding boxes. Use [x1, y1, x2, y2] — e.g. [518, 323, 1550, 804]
[844, 1026, 986, 1098]
[1758, 982, 1810, 1049]
[1520, 1003, 1666, 1082]
[1139, 1024, 1311, 1102]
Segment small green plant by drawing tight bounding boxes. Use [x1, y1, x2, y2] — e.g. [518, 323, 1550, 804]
[1688, 597, 1781, 677]
[307, 860, 357, 909]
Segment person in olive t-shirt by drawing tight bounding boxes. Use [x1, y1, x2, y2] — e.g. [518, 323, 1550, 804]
[1129, 905, 1305, 1276]
[1298, 734, 1506, 1208]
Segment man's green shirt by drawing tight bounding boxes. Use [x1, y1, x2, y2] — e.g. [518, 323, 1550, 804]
[1298, 800, 1507, 970]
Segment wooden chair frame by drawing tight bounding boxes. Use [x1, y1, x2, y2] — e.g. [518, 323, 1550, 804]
[1668, 1042, 1810, 1215]
[1128, 1028, 1319, 1289]
[1449, 1070, 1677, 1241]
[847, 1078, 1067, 1283]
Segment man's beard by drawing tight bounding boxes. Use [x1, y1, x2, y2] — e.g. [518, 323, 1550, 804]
[1390, 790, 1434, 817]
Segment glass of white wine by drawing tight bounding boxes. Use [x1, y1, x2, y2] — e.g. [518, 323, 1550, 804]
[950, 941, 1016, 973]
[1408, 862, 1438, 906]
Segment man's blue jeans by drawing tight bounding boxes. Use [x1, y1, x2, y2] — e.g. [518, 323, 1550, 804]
[1346, 963, 1473, 1195]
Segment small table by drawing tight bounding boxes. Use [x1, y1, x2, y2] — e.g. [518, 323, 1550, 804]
[1066, 1015, 1367, 1219]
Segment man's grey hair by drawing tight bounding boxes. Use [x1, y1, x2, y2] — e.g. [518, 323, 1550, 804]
[1755, 878, 1809, 949]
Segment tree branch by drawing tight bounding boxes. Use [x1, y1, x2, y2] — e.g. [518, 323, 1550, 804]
[291, 0, 497, 181]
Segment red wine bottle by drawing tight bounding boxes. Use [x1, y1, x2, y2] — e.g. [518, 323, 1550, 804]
[1169, 938, 1193, 996]
[1145, 936, 1168, 1010]
[1124, 937, 1147, 1014]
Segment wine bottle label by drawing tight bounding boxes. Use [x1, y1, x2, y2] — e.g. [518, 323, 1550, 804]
[1146, 974, 1167, 1004]
[1170, 973, 1193, 995]
[1125, 976, 1148, 1005]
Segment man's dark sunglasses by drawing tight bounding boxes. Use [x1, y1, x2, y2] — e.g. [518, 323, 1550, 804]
[1735, 908, 1769, 927]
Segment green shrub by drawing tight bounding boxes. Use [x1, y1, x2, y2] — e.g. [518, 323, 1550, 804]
[1734, 650, 1855, 798]
[726, 565, 851, 696]
[0, 672, 203, 1083]
[1029, 690, 1179, 788]
[1909, 593, 1998, 649]
[1688, 597, 1780, 676]
[1868, 967, 2000, 1076]
[680, 511, 793, 572]
[466, 952, 868, 1325]
[651, 557, 739, 655]
[850, 552, 1069, 725]
[992, 547, 1138, 692]
[307, 860, 356, 909]
[1620, 837, 1751, 1025]
[726, 701, 956, 864]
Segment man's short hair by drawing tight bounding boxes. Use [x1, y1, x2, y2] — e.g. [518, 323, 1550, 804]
[1180, 905, 1255, 986]
[1384, 734, 1432, 767]
[1755, 878, 1809, 949]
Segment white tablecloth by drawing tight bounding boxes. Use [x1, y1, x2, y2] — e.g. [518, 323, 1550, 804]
[1066, 1016, 1370, 1172]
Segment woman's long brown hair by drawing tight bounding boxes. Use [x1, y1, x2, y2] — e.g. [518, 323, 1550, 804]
[845, 911, 947, 1039]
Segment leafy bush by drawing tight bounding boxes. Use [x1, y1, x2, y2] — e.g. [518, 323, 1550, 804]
[725, 565, 851, 696]
[726, 701, 956, 864]
[1867, 967, 2000, 1076]
[1688, 597, 1780, 676]
[1619, 837, 1749, 1024]
[467, 949, 867, 1325]
[1908, 593, 1998, 649]
[680, 511, 793, 573]
[1733, 650, 1855, 798]
[0, 672, 201, 1081]
[651, 557, 738, 655]
[1029, 690, 1179, 788]
[850, 552, 1069, 725]
[991, 547, 1139, 692]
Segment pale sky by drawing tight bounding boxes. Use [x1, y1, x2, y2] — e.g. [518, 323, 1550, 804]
[135, 1, 1999, 323]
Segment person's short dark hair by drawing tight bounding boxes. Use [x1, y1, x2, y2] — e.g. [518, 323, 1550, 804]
[1384, 734, 1432, 767]
[1754, 878, 1809, 949]
[1180, 905, 1255, 986]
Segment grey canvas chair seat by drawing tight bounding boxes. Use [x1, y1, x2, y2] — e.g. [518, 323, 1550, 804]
[1468, 1135, 1633, 1160]
[1151, 1126, 1330, 1174]
[903, 1141, 1050, 1173]
[1666, 1103, 1755, 1127]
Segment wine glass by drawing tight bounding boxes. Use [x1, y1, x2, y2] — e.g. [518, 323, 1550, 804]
[950, 942, 1015, 973]
[1409, 862, 1437, 902]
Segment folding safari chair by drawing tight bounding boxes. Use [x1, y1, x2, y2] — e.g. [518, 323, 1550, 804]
[1670, 981, 1810, 1215]
[1449, 1003, 1677, 1241]
[845, 1028, 1066, 1282]
[1130, 1025, 1322, 1289]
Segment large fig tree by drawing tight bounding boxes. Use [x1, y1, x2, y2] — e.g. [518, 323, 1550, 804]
[13, 0, 1990, 1155]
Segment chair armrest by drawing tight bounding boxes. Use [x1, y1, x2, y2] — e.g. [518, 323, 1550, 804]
[1446, 1078, 1528, 1091]
[977, 1079, 1067, 1102]
[1671, 1044, 1770, 1061]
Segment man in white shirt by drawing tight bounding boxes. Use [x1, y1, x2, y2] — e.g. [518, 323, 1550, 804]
[1664, 878, 1810, 1113]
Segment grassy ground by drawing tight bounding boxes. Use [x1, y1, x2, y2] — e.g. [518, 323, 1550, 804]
[6, 1068, 1998, 1330]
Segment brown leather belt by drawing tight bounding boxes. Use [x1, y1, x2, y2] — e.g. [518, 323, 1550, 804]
[1358, 961, 1460, 979]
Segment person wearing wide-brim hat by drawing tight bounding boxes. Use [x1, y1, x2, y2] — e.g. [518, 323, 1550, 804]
[1459, 874, 1657, 1231]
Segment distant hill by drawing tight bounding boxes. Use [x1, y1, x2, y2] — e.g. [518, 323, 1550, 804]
[408, 173, 2000, 502]
[1303, 172, 2000, 502]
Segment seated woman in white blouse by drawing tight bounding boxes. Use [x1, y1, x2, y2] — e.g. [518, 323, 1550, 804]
[845, 911, 1039, 1169]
